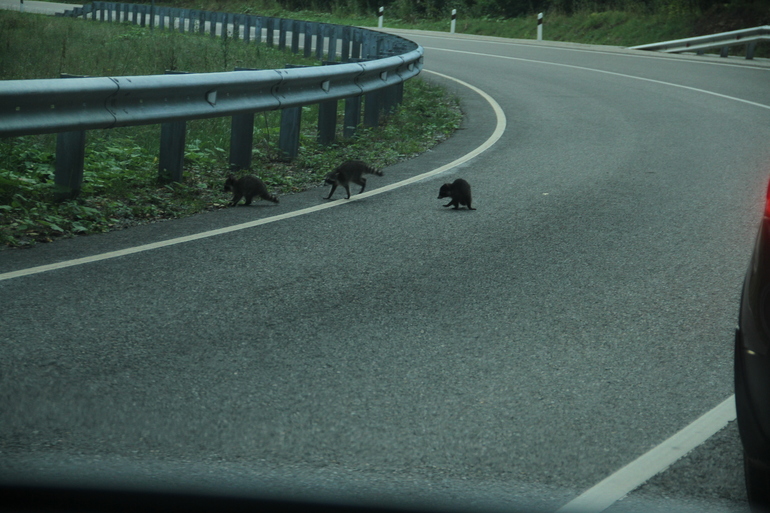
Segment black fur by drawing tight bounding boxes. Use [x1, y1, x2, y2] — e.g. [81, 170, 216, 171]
[438, 179, 475, 210]
[324, 160, 383, 199]
[224, 175, 279, 206]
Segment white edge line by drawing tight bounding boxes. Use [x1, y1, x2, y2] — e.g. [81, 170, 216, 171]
[390, 30, 770, 71]
[0, 70, 507, 282]
[555, 395, 737, 513]
[423, 46, 770, 111]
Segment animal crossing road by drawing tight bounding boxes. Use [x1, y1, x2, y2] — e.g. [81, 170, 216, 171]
[3, 18, 770, 512]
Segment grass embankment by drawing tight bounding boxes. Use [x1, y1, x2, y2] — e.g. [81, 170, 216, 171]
[137, 0, 767, 48]
[0, 11, 461, 247]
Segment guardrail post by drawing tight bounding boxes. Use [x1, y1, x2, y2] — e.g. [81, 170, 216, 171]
[318, 99, 338, 145]
[350, 29, 362, 59]
[279, 19, 288, 51]
[327, 26, 339, 62]
[383, 82, 402, 114]
[159, 120, 186, 182]
[344, 96, 361, 138]
[747, 42, 757, 59]
[243, 15, 251, 42]
[279, 107, 301, 160]
[291, 20, 301, 54]
[304, 22, 313, 58]
[54, 74, 87, 201]
[278, 64, 303, 160]
[229, 68, 257, 171]
[318, 62, 340, 145]
[230, 113, 255, 171]
[198, 10, 206, 35]
[266, 17, 275, 47]
[54, 130, 86, 201]
[340, 26, 351, 61]
[364, 89, 382, 127]
[232, 13, 240, 40]
[158, 71, 188, 182]
[316, 24, 325, 60]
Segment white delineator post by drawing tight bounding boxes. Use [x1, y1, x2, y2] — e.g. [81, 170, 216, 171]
[450, 9, 457, 34]
[537, 12, 543, 40]
[378, 6, 384, 28]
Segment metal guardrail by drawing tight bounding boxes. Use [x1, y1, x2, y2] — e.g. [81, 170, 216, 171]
[0, 2, 424, 196]
[0, 55, 420, 136]
[630, 25, 770, 60]
[0, 2, 424, 137]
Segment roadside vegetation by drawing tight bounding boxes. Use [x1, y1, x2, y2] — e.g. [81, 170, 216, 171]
[114, 0, 768, 47]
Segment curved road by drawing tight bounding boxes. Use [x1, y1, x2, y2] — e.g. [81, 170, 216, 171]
[2, 18, 770, 513]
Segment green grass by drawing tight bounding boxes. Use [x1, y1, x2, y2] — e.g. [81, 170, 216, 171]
[81, 0, 693, 47]
[0, 11, 461, 248]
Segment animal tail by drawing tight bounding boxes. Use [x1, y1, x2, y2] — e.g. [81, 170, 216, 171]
[367, 166, 383, 176]
[264, 193, 279, 203]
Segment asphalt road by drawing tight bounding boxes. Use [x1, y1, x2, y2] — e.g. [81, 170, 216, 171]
[2, 13, 770, 513]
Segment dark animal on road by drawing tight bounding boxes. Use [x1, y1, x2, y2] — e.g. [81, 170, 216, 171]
[324, 160, 383, 199]
[438, 178, 476, 210]
[224, 175, 279, 206]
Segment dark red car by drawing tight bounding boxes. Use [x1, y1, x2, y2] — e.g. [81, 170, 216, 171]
[736, 179, 770, 510]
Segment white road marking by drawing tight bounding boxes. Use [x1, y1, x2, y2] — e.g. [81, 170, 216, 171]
[0, 70, 506, 282]
[555, 396, 737, 513]
[422, 46, 770, 111]
[382, 28, 770, 71]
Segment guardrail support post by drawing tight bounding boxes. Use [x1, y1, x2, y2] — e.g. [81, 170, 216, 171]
[266, 17, 275, 47]
[381, 81, 402, 115]
[54, 130, 86, 201]
[344, 96, 361, 138]
[229, 68, 257, 171]
[159, 71, 188, 182]
[278, 64, 304, 159]
[230, 113, 255, 171]
[304, 22, 313, 58]
[278, 107, 301, 160]
[53, 74, 87, 201]
[315, 24, 325, 60]
[159, 120, 186, 182]
[747, 42, 757, 59]
[291, 20, 301, 54]
[364, 89, 382, 127]
[318, 100, 338, 145]
[279, 18, 288, 50]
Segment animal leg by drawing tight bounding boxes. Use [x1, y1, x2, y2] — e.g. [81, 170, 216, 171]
[324, 184, 338, 199]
